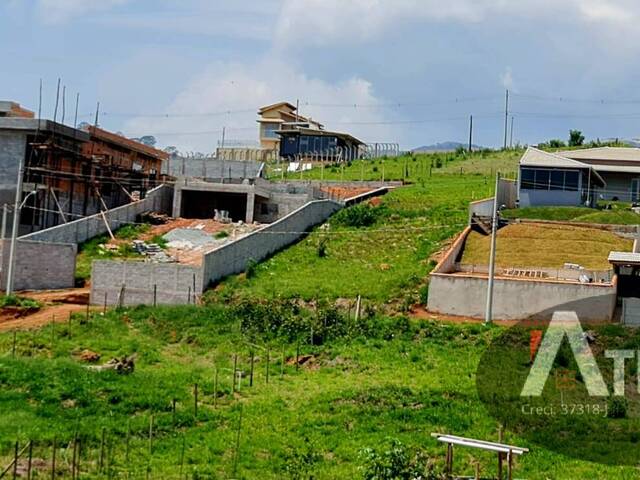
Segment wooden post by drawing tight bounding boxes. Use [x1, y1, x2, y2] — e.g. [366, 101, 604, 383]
[232, 354, 238, 393]
[99, 428, 106, 472]
[179, 435, 186, 478]
[249, 352, 254, 387]
[27, 441, 33, 480]
[125, 419, 131, 462]
[194, 384, 198, 419]
[474, 461, 480, 480]
[265, 347, 270, 384]
[103, 292, 108, 314]
[295, 341, 300, 371]
[71, 435, 77, 480]
[85, 303, 90, 323]
[232, 406, 243, 478]
[153, 285, 157, 307]
[508, 450, 513, 480]
[12, 441, 18, 480]
[172, 398, 177, 425]
[445, 443, 452, 476]
[214, 367, 219, 409]
[148, 414, 154, 458]
[51, 437, 57, 480]
[187, 286, 191, 304]
[498, 453, 503, 480]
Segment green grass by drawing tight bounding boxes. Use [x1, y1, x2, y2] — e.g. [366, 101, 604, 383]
[503, 206, 640, 225]
[75, 224, 153, 283]
[210, 176, 492, 304]
[266, 149, 521, 183]
[6, 149, 639, 478]
[462, 223, 632, 270]
[0, 306, 637, 478]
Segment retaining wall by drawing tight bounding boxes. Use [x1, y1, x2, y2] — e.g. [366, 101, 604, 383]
[0, 239, 76, 291]
[428, 272, 617, 322]
[91, 261, 203, 307]
[202, 199, 343, 287]
[427, 227, 618, 322]
[89, 186, 394, 306]
[21, 184, 174, 245]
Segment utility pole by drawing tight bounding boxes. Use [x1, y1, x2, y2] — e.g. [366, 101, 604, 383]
[296, 99, 299, 123]
[221, 127, 226, 149]
[6, 155, 25, 296]
[509, 116, 514, 149]
[503, 90, 509, 150]
[485, 172, 501, 325]
[468, 115, 474, 153]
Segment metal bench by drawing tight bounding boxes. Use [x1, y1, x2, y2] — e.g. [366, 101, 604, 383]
[432, 433, 529, 480]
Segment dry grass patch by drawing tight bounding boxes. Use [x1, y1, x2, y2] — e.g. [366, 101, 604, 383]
[461, 223, 632, 270]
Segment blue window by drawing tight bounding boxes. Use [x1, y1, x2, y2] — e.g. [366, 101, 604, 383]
[262, 123, 280, 139]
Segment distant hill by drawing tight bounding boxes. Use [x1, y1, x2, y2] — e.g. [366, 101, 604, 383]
[412, 141, 482, 153]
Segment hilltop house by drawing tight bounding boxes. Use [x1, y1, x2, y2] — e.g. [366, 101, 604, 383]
[257, 102, 323, 151]
[517, 146, 640, 207]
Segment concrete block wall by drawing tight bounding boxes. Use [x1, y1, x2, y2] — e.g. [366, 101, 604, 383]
[427, 227, 617, 322]
[202, 199, 342, 287]
[21, 184, 174, 245]
[0, 239, 76, 291]
[428, 273, 617, 322]
[91, 261, 203, 307]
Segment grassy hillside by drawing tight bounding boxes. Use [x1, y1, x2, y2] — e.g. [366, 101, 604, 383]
[213, 150, 520, 304]
[267, 149, 521, 182]
[3, 149, 636, 479]
[0, 306, 637, 479]
[503, 206, 640, 225]
[462, 224, 632, 270]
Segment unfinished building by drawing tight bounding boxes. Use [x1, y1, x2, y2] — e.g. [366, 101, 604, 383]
[0, 101, 168, 234]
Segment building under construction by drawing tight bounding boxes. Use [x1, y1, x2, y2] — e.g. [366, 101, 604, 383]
[0, 101, 168, 234]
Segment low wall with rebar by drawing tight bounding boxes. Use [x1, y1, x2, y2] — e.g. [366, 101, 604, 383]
[20, 184, 174, 245]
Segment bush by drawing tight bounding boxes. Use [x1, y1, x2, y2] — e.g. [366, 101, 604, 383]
[360, 438, 444, 480]
[317, 237, 328, 258]
[245, 258, 258, 279]
[215, 231, 229, 240]
[333, 204, 385, 228]
[282, 437, 322, 479]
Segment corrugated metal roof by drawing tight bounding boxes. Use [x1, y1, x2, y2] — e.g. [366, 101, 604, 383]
[609, 252, 640, 265]
[520, 147, 606, 186]
[521, 147, 590, 168]
[561, 147, 640, 162]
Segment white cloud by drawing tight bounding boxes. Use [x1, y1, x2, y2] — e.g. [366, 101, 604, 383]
[123, 57, 404, 152]
[37, 0, 129, 23]
[275, 0, 640, 47]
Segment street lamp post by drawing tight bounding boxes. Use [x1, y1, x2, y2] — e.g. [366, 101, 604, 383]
[485, 172, 501, 325]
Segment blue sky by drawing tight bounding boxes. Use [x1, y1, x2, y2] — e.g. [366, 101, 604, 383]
[3, 0, 640, 152]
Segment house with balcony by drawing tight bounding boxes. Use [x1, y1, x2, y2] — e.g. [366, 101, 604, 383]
[257, 102, 323, 151]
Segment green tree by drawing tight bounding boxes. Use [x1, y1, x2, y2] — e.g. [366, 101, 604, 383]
[569, 130, 585, 147]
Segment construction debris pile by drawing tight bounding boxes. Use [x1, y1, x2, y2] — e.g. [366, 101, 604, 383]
[132, 240, 174, 263]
